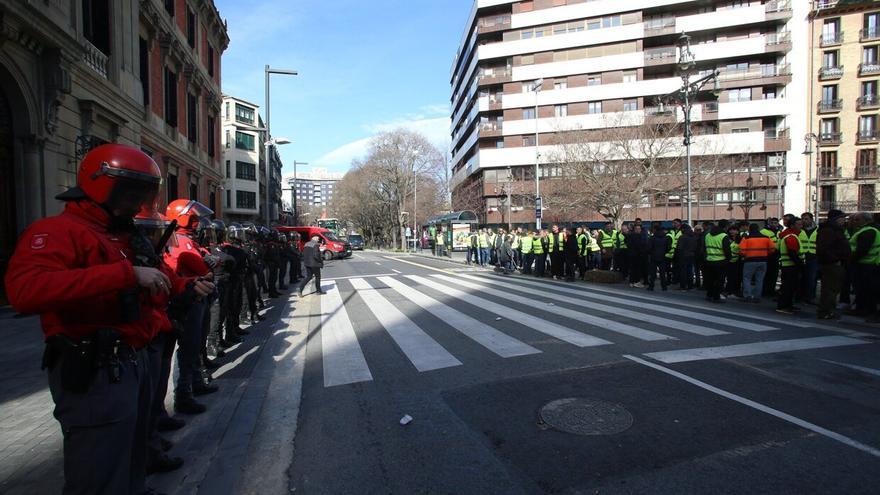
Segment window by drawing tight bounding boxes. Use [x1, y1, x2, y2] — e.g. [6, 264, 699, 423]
[763, 87, 777, 100]
[82, 0, 111, 55]
[731, 128, 749, 133]
[167, 172, 178, 203]
[523, 108, 536, 119]
[207, 116, 215, 157]
[189, 182, 198, 202]
[862, 80, 877, 97]
[235, 132, 255, 150]
[820, 185, 836, 204]
[602, 15, 621, 28]
[523, 135, 536, 146]
[859, 115, 877, 135]
[235, 104, 255, 124]
[858, 148, 876, 166]
[139, 37, 149, 106]
[588, 101, 602, 114]
[822, 84, 838, 101]
[187, 93, 198, 143]
[623, 99, 638, 111]
[587, 20, 601, 30]
[727, 88, 752, 102]
[863, 45, 879, 64]
[186, 7, 197, 49]
[226, 189, 231, 208]
[208, 45, 215, 77]
[859, 184, 876, 209]
[820, 118, 839, 134]
[820, 151, 837, 169]
[622, 70, 637, 83]
[554, 104, 568, 117]
[521, 54, 535, 65]
[522, 82, 533, 93]
[554, 79, 568, 90]
[587, 74, 601, 86]
[823, 50, 839, 68]
[225, 160, 231, 178]
[495, 140, 504, 148]
[164, 0, 174, 16]
[236, 191, 257, 209]
[822, 18, 840, 44]
[163, 68, 178, 127]
[866, 13, 880, 38]
[235, 161, 257, 181]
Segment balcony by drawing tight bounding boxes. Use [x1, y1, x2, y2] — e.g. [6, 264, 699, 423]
[765, 31, 791, 48]
[644, 47, 676, 66]
[818, 167, 842, 178]
[819, 65, 844, 80]
[861, 27, 880, 42]
[644, 17, 675, 36]
[856, 129, 880, 144]
[857, 94, 880, 110]
[820, 32, 843, 47]
[82, 39, 109, 79]
[478, 68, 511, 86]
[477, 15, 511, 34]
[478, 121, 503, 137]
[764, 128, 791, 153]
[766, 0, 792, 18]
[817, 99, 843, 113]
[819, 200, 857, 212]
[818, 132, 842, 146]
[857, 165, 880, 178]
[859, 62, 880, 76]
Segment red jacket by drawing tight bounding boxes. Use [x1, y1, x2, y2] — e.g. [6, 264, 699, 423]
[4, 201, 172, 348]
[164, 231, 210, 278]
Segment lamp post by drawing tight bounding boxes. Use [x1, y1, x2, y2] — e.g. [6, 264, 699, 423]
[264, 65, 298, 225]
[803, 133, 822, 217]
[264, 137, 290, 225]
[291, 161, 308, 225]
[532, 78, 543, 230]
[665, 33, 720, 228]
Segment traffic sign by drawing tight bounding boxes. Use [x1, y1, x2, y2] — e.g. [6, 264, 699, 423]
[535, 208, 542, 219]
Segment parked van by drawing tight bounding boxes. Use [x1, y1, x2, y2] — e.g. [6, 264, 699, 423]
[277, 226, 352, 260]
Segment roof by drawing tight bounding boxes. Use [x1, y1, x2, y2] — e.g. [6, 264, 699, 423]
[427, 210, 478, 224]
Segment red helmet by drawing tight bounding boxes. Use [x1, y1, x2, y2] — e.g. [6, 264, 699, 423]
[58, 144, 162, 217]
[166, 199, 214, 231]
[135, 201, 177, 249]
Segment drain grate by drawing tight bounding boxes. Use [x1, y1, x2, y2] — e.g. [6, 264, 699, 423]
[539, 398, 633, 436]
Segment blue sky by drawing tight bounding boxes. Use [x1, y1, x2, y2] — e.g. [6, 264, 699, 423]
[216, 0, 473, 179]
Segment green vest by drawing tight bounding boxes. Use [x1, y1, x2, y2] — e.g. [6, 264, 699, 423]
[547, 233, 563, 253]
[511, 235, 520, 250]
[576, 233, 587, 255]
[436, 234, 445, 246]
[488, 233, 496, 247]
[778, 233, 804, 267]
[760, 228, 778, 244]
[849, 226, 880, 265]
[478, 233, 488, 248]
[613, 231, 627, 250]
[588, 234, 600, 252]
[705, 233, 727, 262]
[599, 230, 615, 249]
[532, 237, 544, 254]
[521, 235, 533, 254]
[729, 241, 740, 263]
[665, 230, 681, 259]
[798, 229, 818, 256]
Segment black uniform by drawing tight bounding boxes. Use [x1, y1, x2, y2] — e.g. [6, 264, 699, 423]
[299, 239, 325, 295]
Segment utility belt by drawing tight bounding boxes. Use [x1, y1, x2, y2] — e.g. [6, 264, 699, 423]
[42, 329, 136, 393]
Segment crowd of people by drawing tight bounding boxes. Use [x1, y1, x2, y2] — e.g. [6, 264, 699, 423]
[2, 144, 320, 494]
[463, 211, 880, 322]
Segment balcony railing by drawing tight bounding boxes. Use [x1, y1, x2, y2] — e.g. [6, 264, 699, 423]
[718, 64, 791, 82]
[645, 47, 676, 63]
[859, 62, 880, 75]
[82, 39, 109, 79]
[645, 17, 675, 32]
[765, 128, 789, 139]
[702, 101, 719, 112]
[861, 27, 880, 42]
[817, 99, 843, 112]
[479, 121, 502, 133]
[818, 132, 842, 145]
[820, 32, 844, 46]
[766, 0, 792, 13]
[818, 167, 842, 178]
[645, 105, 674, 116]
[814, 0, 839, 10]
[819, 65, 844, 79]
[478, 68, 511, 81]
[478, 15, 510, 28]
[856, 129, 880, 143]
[857, 94, 880, 110]
[766, 32, 791, 45]
[857, 165, 880, 178]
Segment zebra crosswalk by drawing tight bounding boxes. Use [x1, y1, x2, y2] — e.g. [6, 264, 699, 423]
[306, 273, 852, 388]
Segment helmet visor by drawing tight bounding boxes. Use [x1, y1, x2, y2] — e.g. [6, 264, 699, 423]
[106, 178, 160, 218]
[179, 200, 214, 219]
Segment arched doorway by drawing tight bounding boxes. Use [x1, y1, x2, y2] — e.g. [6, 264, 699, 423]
[0, 85, 15, 305]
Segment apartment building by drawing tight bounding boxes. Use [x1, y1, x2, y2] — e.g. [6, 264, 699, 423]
[808, 0, 880, 215]
[449, 0, 810, 226]
[288, 167, 344, 222]
[221, 95, 262, 222]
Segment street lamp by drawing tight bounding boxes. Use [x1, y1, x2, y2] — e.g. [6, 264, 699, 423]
[291, 161, 308, 225]
[661, 33, 720, 228]
[532, 77, 543, 230]
[803, 133, 822, 217]
[264, 137, 291, 225]
[264, 65, 298, 225]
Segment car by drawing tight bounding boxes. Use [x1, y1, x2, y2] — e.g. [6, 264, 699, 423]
[277, 226, 352, 260]
[347, 234, 364, 250]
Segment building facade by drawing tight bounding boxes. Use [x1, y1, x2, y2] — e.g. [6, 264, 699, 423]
[288, 167, 344, 223]
[449, 0, 810, 227]
[0, 0, 227, 303]
[808, 0, 880, 215]
[221, 95, 261, 222]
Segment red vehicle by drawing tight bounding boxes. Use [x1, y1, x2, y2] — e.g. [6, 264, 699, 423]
[277, 226, 352, 260]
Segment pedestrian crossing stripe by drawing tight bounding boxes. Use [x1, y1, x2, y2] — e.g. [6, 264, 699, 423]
[468, 273, 778, 333]
[319, 281, 373, 387]
[643, 336, 869, 364]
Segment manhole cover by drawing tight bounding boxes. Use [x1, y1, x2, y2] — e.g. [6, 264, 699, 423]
[539, 398, 633, 436]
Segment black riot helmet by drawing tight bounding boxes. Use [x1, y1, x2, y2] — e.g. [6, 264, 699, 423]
[212, 219, 227, 244]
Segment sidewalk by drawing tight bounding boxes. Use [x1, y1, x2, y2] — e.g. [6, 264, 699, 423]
[0, 290, 311, 495]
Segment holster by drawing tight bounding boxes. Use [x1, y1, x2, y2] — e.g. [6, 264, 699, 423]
[42, 329, 124, 393]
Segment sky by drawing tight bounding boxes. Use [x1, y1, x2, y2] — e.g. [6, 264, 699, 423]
[215, 0, 474, 180]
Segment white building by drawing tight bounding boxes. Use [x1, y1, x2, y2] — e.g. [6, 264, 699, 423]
[287, 167, 345, 221]
[450, 0, 810, 225]
[221, 95, 262, 222]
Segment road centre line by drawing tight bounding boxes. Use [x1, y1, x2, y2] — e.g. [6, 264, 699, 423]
[382, 256, 452, 274]
[643, 336, 869, 364]
[624, 354, 880, 459]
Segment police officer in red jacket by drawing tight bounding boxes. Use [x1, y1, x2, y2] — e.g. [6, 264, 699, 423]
[4, 144, 177, 494]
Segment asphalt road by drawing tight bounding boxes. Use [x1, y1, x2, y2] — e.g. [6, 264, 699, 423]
[288, 250, 880, 495]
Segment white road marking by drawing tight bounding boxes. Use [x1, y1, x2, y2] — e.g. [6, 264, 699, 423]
[406, 275, 610, 348]
[643, 336, 869, 364]
[374, 262, 382, 265]
[323, 273, 398, 281]
[392, 269, 402, 274]
[383, 256, 451, 273]
[473, 274, 777, 332]
[378, 276, 540, 358]
[319, 281, 372, 387]
[625, 354, 880, 459]
[349, 278, 462, 372]
[455, 273, 716, 339]
[822, 359, 880, 377]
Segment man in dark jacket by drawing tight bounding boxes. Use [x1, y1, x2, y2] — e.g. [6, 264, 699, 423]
[626, 224, 648, 287]
[647, 226, 671, 291]
[816, 209, 850, 319]
[298, 234, 325, 297]
[675, 225, 697, 290]
[563, 227, 579, 282]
